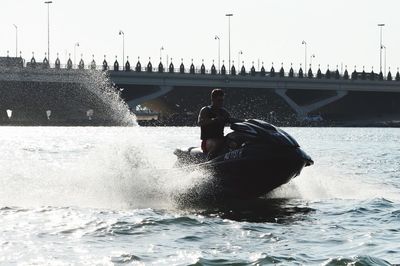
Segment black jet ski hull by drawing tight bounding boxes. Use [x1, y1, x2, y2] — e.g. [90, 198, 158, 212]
[176, 145, 312, 200]
[174, 119, 313, 202]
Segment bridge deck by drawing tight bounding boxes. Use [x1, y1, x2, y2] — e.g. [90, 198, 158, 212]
[1, 67, 400, 93]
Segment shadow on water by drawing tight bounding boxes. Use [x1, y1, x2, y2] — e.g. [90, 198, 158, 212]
[180, 197, 314, 223]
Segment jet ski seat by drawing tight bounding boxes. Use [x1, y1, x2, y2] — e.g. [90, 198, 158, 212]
[174, 147, 208, 165]
[188, 147, 204, 156]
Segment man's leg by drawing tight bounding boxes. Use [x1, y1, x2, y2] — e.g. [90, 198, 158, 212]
[206, 138, 224, 159]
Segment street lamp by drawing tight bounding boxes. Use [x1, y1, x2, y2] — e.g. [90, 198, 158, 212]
[214, 35, 220, 73]
[44, 1, 53, 62]
[382, 45, 387, 77]
[302, 40, 307, 71]
[226, 13, 233, 74]
[160, 46, 164, 60]
[310, 54, 315, 69]
[119, 30, 125, 70]
[74, 42, 79, 68]
[13, 24, 18, 57]
[378, 23, 385, 73]
[238, 50, 243, 67]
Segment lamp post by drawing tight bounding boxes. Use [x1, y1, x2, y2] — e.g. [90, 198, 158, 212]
[302, 40, 307, 71]
[238, 50, 243, 67]
[44, 1, 53, 62]
[226, 13, 233, 74]
[214, 35, 220, 73]
[74, 42, 79, 68]
[13, 24, 18, 57]
[378, 23, 385, 73]
[119, 30, 125, 70]
[382, 45, 387, 77]
[160, 46, 164, 66]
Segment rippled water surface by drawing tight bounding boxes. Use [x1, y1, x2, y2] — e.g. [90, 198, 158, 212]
[0, 126, 399, 265]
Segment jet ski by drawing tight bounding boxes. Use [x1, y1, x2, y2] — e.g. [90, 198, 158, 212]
[174, 119, 313, 201]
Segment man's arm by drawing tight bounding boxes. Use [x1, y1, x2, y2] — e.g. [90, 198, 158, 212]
[223, 109, 243, 124]
[198, 107, 212, 126]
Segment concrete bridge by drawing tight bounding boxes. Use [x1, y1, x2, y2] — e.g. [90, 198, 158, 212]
[2, 65, 399, 93]
[1, 54, 400, 123]
[2, 65, 400, 119]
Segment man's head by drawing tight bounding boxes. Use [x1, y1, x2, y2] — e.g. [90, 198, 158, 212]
[211, 88, 225, 107]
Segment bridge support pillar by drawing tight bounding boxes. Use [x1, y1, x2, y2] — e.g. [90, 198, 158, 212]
[275, 89, 348, 120]
[126, 85, 174, 109]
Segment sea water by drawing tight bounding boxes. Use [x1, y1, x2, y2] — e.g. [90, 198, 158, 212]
[0, 126, 399, 265]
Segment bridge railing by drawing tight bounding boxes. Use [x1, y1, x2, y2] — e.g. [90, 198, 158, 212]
[103, 65, 399, 82]
[1, 56, 399, 82]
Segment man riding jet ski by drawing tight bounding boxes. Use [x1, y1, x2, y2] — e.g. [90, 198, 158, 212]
[174, 89, 313, 200]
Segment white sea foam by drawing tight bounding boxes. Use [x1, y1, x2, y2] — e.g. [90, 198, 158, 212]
[269, 163, 400, 202]
[0, 127, 207, 209]
[0, 71, 202, 209]
[78, 70, 137, 126]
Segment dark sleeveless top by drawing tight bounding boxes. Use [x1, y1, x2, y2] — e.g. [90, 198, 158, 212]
[200, 106, 230, 140]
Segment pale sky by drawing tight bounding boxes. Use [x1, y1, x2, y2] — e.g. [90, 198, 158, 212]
[0, 0, 398, 73]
